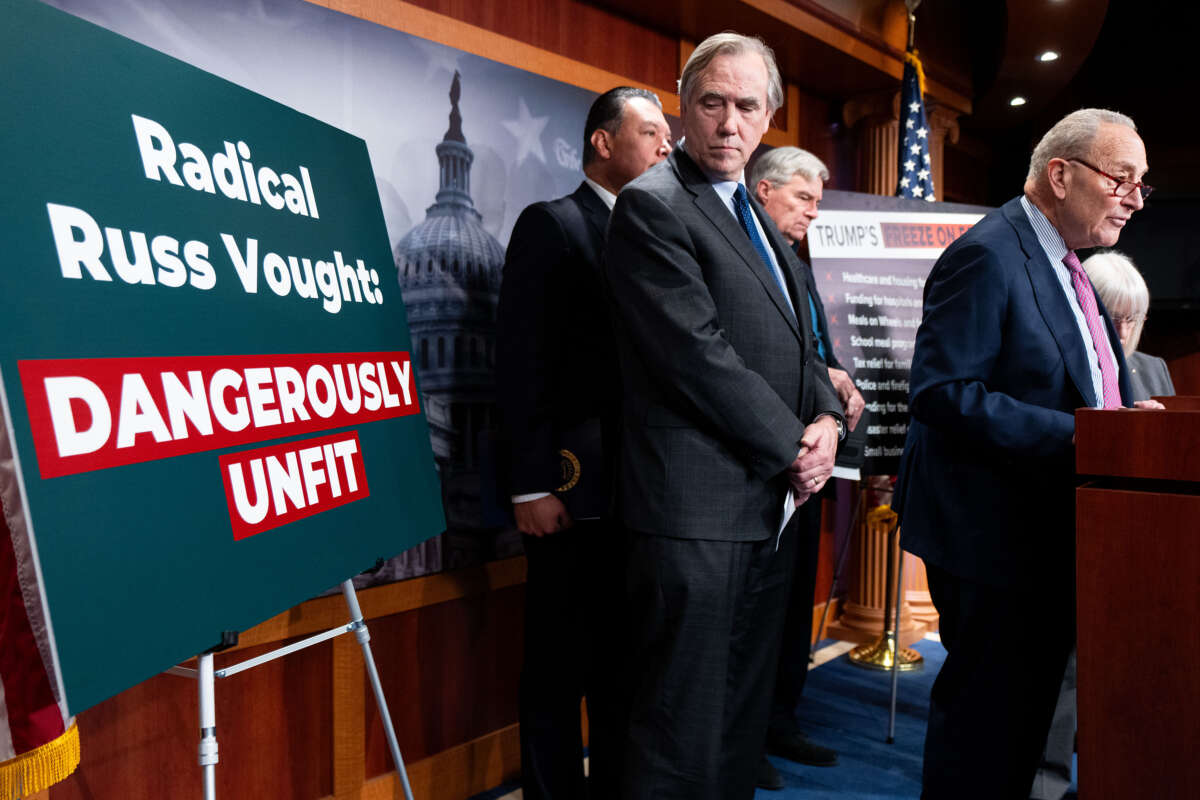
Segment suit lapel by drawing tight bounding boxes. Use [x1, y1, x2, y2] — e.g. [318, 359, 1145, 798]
[755, 193, 811, 342]
[573, 182, 609, 241]
[672, 149, 804, 342]
[1004, 199, 1097, 407]
[570, 182, 609, 270]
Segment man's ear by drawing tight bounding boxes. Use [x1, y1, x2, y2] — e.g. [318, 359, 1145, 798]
[590, 128, 612, 161]
[755, 178, 773, 206]
[758, 107, 772, 139]
[1047, 158, 1070, 200]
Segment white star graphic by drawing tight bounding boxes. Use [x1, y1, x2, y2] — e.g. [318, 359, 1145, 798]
[923, 153, 931, 164]
[913, 185, 924, 197]
[900, 176, 911, 188]
[909, 101, 920, 113]
[917, 127, 928, 139]
[906, 118, 915, 129]
[910, 143, 921, 155]
[926, 194, 936, 202]
[904, 159, 916, 172]
[502, 98, 550, 165]
[918, 169, 929, 180]
[414, 40, 462, 82]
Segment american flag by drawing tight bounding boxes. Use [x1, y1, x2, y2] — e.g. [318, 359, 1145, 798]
[896, 49, 935, 201]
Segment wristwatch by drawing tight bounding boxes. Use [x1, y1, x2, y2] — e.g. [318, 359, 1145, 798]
[817, 413, 845, 441]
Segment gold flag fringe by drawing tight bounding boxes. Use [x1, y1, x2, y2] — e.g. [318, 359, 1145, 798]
[904, 49, 927, 98]
[0, 721, 79, 799]
[867, 503, 898, 527]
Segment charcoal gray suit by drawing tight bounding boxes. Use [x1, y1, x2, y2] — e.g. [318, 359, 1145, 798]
[1127, 350, 1174, 401]
[604, 145, 841, 800]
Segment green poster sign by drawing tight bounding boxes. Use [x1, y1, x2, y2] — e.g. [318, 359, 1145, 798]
[0, 0, 444, 713]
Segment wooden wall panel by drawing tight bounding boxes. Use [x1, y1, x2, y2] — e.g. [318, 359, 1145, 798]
[40, 561, 526, 800]
[401, 0, 679, 92]
[49, 639, 334, 800]
[311, 0, 678, 100]
[811, 495, 837, 609]
[311, 0, 837, 146]
[362, 585, 524, 776]
[790, 86, 837, 172]
[1168, 351, 1200, 397]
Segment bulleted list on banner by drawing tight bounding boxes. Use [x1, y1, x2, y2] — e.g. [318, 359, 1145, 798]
[808, 198, 988, 475]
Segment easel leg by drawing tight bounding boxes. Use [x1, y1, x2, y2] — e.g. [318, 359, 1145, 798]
[887, 528, 904, 745]
[198, 653, 218, 800]
[813, 482, 865, 652]
[341, 580, 415, 800]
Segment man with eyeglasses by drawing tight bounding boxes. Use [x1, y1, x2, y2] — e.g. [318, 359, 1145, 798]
[895, 108, 1157, 799]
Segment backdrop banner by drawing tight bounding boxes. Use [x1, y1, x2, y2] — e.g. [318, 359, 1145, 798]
[0, 0, 444, 718]
[45, 0, 643, 582]
[809, 191, 989, 476]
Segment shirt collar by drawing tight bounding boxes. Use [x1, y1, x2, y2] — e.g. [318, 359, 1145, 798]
[710, 173, 748, 213]
[1020, 194, 1070, 264]
[583, 177, 616, 210]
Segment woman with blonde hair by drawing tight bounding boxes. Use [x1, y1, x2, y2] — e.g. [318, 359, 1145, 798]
[1082, 250, 1175, 401]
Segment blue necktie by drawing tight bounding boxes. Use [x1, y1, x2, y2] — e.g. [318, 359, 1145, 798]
[807, 292, 827, 361]
[733, 184, 795, 320]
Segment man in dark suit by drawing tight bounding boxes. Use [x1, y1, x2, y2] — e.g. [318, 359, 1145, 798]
[748, 146, 864, 788]
[604, 34, 844, 800]
[496, 86, 670, 800]
[894, 108, 1155, 799]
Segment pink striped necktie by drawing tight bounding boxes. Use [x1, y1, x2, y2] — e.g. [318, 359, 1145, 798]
[1063, 250, 1122, 409]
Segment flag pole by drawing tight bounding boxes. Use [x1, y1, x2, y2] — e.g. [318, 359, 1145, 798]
[905, 0, 921, 51]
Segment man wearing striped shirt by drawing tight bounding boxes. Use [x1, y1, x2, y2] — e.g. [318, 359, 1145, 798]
[895, 108, 1156, 799]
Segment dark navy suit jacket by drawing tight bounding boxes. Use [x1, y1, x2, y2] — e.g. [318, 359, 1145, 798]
[895, 196, 1131, 587]
[496, 182, 617, 496]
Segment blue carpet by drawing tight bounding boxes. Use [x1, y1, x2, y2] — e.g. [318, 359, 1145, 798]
[469, 636, 1078, 799]
[760, 638, 942, 799]
[764, 638, 1077, 799]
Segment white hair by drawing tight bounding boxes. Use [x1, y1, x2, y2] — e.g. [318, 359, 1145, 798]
[1082, 249, 1149, 355]
[678, 32, 784, 113]
[748, 146, 829, 189]
[1027, 108, 1137, 184]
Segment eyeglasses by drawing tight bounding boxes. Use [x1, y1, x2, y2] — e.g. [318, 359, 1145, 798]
[1069, 158, 1154, 200]
[1111, 313, 1147, 326]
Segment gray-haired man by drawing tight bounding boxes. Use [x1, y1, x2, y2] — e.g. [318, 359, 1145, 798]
[895, 108, 1151, 798]
[605, 34, 843, 800]
[749, 146, 863, 789]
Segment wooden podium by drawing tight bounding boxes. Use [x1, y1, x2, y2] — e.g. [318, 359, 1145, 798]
[1075, 401, 1200, 799]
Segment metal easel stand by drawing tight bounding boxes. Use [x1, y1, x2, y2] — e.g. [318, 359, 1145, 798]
[887, 551, 906, 745]
[167, 580, 414, 800]
[816, 483, 922, 744]
[843, 511, 922, 744]
[812, 479, 865, 651]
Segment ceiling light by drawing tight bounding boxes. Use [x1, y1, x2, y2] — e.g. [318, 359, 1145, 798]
[1010, 96, 1027, 106]
[1038, 51, 1060, 62]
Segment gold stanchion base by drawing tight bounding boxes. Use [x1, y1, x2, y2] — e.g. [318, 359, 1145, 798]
[847, 635, 924, 671]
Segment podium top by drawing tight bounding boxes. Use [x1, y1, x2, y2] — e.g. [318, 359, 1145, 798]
[1076, 399, 1200, 483]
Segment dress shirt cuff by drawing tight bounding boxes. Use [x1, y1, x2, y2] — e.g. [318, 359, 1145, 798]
[512, 492, 552, 504]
